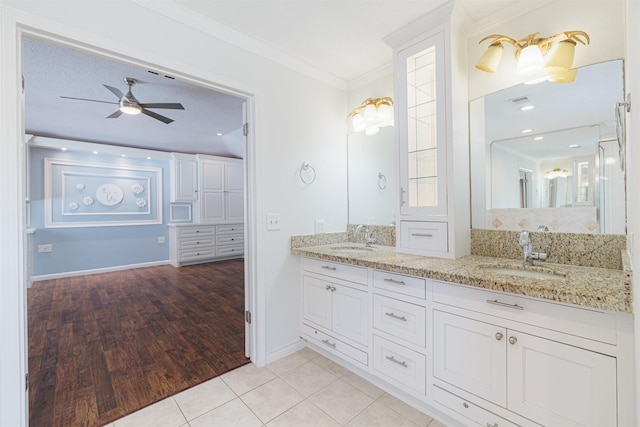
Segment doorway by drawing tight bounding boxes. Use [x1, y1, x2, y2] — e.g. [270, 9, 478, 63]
[21, 34, 256, 425]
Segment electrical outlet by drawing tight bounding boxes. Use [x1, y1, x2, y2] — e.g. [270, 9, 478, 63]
[314, 219, 325, 234]
[38, 244, 52, 253]
[266, 213, 281, 231]
[158, 236, 166, 244]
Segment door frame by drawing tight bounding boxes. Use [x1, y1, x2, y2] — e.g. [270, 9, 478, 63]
[0, 7, 262, 426]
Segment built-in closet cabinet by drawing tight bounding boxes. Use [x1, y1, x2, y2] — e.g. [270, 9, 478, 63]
[170, 153, 198, 202]
[384, 0, 469, 258]
[197, 155, 244, 223]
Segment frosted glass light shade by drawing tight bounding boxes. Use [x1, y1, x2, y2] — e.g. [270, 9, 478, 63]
[348, 113, 366, 133]
[377, 103, 392, 121]
[545, 40, 576, 73]
[475, 43, 503, 73]
[363, 104, 377, 119]
[364, 126, 380, 136]
[517, 45, 544, 75]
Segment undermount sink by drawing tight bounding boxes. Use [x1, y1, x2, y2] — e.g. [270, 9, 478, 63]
[480, 266, 567, 280]
[330, 245, 374, 252]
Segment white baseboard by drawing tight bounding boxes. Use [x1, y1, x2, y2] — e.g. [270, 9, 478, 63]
[31, 260, 171, 282]
[265, 338, 306, 365]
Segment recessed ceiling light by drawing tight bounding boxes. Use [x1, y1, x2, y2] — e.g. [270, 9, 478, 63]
[121, 154, 126, 157]
[61, 147, 67, 151]
[146, 156, 151, 160]
[520, 105, 535, 111]
[521, 129, 533, 133]
[569, 144, 581, 148]
[92, 151, 98, 154]
[216, 132, 223, 136]
[534, 136, 544, 141]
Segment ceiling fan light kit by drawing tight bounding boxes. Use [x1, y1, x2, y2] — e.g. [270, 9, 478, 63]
[61, 77, 185, 124]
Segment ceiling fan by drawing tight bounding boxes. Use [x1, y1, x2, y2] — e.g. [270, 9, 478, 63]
[61, 77, 185, 124]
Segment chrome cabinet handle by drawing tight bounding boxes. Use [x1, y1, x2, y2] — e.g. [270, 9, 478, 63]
[385, 312, 407, 322]
[411, 233, 433, 237]
[495, 332, 503, 341]
[487, 423, 498, 427]
[383, 278, 406, 285]
[385, 356, 408, 368]
[509, 336, 518, 345]
[321, 265, 337, 271]
[486, 299, 524, 310]
[330, 286, 336, 292]
[321, 339, 336, 348]
[326, 285, 331, 290]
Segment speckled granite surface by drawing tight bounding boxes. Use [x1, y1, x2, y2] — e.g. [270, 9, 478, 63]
[291, 242, 632, 313]
[290, 232, 347, 249]
[471, 229, 627, 269]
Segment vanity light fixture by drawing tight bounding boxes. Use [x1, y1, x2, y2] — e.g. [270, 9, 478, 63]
[521, 129, 533, 133]
[475, 31, 590, 83]
[545, 168, 570, 178]
[534, 136, 544, 141]
[347, 97, 394, 135]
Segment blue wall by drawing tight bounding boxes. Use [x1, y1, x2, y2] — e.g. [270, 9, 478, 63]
[30, 147, 172, 276]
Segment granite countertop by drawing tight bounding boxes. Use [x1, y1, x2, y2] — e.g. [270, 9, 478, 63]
[292, 242, 632, 313]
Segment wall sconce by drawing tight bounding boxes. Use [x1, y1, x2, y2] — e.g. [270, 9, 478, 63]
[476, 31, 590, 82]
[347, 97, 394, 135]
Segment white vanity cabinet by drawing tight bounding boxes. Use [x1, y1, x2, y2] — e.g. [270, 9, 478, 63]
[432, 281, 620, 427]
[301, 258, 369, 366]
[384, 1, 469, 258]
[170, 153, 198, 202]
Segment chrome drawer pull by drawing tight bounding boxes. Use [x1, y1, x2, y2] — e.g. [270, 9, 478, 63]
[411, 233, 433, 237]
[385, 356, 408, 368]
[383, 278, 406, 285]
[487, 423, 498, 427]
[321, 266, 337, 271]
[385, 312, 407, 322]
[321, 339, 336, 348]
[486, 299, 524, 310]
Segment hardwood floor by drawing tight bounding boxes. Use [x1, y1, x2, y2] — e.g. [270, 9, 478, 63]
[28, 259, 249, 427]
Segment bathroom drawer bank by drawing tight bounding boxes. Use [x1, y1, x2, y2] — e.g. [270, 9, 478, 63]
[294, 245, 634, 427]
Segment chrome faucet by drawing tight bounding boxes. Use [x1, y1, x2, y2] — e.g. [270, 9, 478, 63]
[519, 230, 547, 266]
[355, 224, 376, 247]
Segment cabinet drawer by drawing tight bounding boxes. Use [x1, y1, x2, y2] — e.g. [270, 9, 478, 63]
[216, 245, 244, 257]
[373, 270, 426, 299]
[179, 247, 215, 261]
[433, 386, 523, 427]
[372, 335, 426, 395]
[399, 221, 448, 253]
[302, 323, 367, 366]
[180, 237, 214, 249]
[373, 294, 426, 347]
[303, 257, 368, 286]
[433, 281, 618, 345]
[217, 224, 243, 234]
[178, 226, 215, 238]
[216, 234, 243, 245]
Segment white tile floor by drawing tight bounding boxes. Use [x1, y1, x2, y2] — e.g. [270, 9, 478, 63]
[105, 347, 447, 427]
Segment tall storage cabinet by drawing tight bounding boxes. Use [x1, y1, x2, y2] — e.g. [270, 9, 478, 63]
[384, 0, 470, 258]
[198, 155, 244, 223]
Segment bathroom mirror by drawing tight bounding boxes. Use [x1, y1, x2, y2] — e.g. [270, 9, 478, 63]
[470, 59, 626, 234]
[347, 126, 396, 225]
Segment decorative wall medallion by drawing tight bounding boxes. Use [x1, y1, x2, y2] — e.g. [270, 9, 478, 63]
[95, 183, 124, 206]
[83, 196, 95, 206]
[76, 183, 86, 191]
[68, 202, 79, 210]
[136, 198, 147, 208]
[132, 183, 145, 194]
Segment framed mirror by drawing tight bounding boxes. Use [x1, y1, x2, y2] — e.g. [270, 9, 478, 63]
[347, 126, 396, 225]
[470, 60, 625, 234]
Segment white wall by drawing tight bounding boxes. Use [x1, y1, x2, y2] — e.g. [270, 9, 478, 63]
[0, 2, 349, 424]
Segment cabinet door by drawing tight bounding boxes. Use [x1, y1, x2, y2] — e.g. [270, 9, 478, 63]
[201, 159, 224, 192]
[225, 162, 244, 192]
[397, 31, 447, 216]
[433, 310, 507, 407]
[507, 331, 617, 427]
[172, 156, 198, 201]
[302, 276, 332, 330]
[201, 191, 225, 222]
[225, 192, 244, 221]
[332, 284, 368, 346]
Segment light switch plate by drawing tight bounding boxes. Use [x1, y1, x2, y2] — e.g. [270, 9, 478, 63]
[266, 213, 281, 230]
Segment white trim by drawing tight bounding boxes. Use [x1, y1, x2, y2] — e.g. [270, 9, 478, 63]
[130, 0, 347, 91]
[265, 338, 307, 365]
[346, 62, 393, 92]
[31, 260, 171, 282]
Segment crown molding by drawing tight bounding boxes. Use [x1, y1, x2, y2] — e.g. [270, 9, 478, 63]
[468, 0, 556, 37]
[130, 0, 347, 91]
[347, 62, 393, 92]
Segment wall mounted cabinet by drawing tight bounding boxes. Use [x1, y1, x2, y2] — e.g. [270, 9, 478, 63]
[198, 155, 244, 223]
[170, 153, 198, 202]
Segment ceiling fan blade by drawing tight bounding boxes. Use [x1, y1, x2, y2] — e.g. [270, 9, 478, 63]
[141, 108, 174, 124]
[60, 96, 118, 105]
[106, 110, 123, 119]
[139, 102, 185, 110]
[103, 84, 124, 99]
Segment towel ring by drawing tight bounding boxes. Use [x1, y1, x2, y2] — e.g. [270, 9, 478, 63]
[377, 172, 387, 190]
[300, 162, 316, 184]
